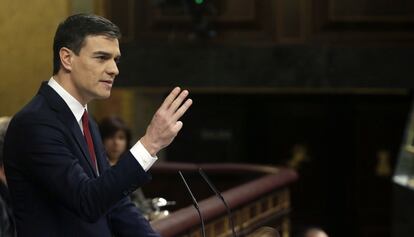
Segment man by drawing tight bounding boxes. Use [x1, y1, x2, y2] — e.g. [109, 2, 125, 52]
[4, 14, 192, 236]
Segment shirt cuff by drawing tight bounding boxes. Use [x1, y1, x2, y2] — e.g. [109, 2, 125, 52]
[130, 141, 158, 171]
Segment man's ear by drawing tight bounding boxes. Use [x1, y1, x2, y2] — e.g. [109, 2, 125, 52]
[59, 47, 74, 72]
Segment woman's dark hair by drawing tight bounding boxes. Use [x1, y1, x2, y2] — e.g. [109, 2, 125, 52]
[52, 13, 121, 74]
[99, 116, 132, 148]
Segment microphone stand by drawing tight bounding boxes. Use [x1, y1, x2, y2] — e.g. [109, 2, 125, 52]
[178, 171, 206, 237]
[199, 168, 237, 237]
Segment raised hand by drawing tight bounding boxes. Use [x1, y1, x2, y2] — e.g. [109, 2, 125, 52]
[140, 87, 193, 156]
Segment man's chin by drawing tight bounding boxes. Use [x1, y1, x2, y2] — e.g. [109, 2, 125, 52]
[96, 92, 111, 100]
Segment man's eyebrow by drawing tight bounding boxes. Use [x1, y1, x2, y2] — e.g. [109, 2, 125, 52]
[92, 51, 121, 58]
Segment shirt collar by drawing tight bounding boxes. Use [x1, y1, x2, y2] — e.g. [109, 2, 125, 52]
[48, 77, 87, 123]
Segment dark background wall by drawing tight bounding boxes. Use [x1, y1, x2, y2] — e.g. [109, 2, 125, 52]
[100, 0, 414, 236]
[116, 44, 414, 89]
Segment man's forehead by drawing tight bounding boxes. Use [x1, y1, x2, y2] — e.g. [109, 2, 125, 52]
[82, 35, 120, 54]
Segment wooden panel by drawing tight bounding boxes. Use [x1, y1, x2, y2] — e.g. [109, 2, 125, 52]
[0, 0, 69, 116]
[311, 0, 414, 43]
[106, 0, 277, 42]
[330, 0, 414, 21]
[275, 0, 308, 43]
[149, 164, 298, 237]
[105, 0, 135, 42]
[184, 190, 290, 237]
[215, 0, 255, 21]
[103, 0, 414, 44]
[152, 0, 256, 21]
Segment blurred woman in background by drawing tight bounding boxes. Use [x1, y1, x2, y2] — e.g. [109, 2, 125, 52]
[99, 116, 152, 216]
[99, 116, 132, 166]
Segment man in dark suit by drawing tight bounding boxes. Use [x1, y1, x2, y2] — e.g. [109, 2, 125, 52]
[3, 14, 192, 236]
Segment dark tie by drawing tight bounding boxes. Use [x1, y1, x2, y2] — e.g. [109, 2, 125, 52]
[82, 110, 98, 173]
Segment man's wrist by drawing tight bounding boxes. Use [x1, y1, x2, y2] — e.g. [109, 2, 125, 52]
[139, 136, 158, 156]
[130, 141, 158, 171]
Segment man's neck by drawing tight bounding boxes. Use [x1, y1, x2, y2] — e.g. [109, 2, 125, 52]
[53, 73, 88, 106]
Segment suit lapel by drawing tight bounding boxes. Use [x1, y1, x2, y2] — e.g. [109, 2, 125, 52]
[38, 82, 98, 177]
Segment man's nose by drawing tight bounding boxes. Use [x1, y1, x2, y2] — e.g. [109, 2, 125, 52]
[107, 60, 119, 76]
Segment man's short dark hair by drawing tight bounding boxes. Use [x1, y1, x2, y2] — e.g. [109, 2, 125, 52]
[52, 13, 121, 75]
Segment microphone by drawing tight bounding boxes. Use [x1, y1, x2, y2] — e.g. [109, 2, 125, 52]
[178, 171, 206, 237]
[199, 168, 237, 237]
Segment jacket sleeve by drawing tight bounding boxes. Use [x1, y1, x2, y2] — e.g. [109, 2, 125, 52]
[10, 114, 152, 222]
[109, 197, 161, 237]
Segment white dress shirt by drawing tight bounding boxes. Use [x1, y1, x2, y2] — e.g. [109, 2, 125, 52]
[48, 78, 157, 171]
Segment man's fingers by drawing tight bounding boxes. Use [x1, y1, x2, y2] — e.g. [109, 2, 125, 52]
[169, 90, 189, 112]
[173, 121, 183, 133]
[160, 87, 181, 110]
[172, 99, 193, 121]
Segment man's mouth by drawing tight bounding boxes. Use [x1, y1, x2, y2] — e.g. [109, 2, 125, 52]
[100, 80, 113, 86]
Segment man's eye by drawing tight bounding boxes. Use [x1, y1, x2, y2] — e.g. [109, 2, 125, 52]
[96, 56, 107, 61]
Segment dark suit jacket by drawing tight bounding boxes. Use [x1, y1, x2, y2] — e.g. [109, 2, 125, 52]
[4, 82, 161, 237]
